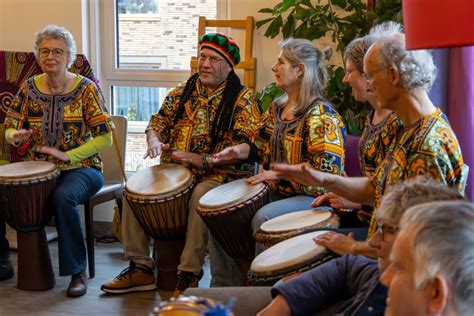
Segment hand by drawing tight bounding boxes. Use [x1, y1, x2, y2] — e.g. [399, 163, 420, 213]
[171, 151, 204, 168]
[271, 162, 323, 187]
[247, 170, 280, 185]
[12, 129, 33, 143]
[213, 143, 250, 165]
[313, 231, 356, 256]
[311, 193, 362, 209]
[144, 138, 169, 159]
[36, 145, 70, 162]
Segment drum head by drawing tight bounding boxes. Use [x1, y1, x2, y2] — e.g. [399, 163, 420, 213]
[126, 164, 192, 196]
[260, 210, 332, 233]
[0, 161, 57, 182]
[198, 179, 265, 210]
[250, 230, 329, 274]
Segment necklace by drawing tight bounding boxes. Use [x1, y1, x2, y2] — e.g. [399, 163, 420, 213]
[45, 76, 68, 95]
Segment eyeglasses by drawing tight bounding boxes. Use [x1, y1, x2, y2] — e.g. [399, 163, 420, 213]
[362, 66, 391, 81]
[376, 223, 399, 241]
[344, 68, 358, 76]
[39, 48, 65, 58]
[198, 54, 224, 65]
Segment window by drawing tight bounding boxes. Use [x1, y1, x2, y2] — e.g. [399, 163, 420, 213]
[99, 0, 226, 171]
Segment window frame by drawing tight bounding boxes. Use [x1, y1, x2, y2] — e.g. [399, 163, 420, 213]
[100, 0, 228, 86]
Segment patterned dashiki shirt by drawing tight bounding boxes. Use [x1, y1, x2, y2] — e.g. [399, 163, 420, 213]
[146, 78, 261, 184]
[252, 99, 346, 197]
[368, 108, 467, 236]
[4, 75, 113, 171]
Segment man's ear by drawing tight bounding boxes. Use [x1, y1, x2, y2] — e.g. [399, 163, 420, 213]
[426, 274, 450, 314]
[389, 66, 401, 87]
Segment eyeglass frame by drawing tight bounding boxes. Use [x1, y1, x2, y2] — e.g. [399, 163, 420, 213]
[39, 47, 66, 58]
[376, 222, 399, 241]
[362, 65, 392, 81]
[198, 53, 224, 66]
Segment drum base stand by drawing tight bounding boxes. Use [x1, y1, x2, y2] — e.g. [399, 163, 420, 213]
[17, 229, 55, 291]
[154, 239, 186, 291]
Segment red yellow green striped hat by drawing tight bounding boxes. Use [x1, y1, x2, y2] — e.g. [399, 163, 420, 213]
[199, 33, 241, 67]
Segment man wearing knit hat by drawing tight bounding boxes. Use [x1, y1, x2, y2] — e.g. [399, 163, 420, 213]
[101, 33, 261, 295]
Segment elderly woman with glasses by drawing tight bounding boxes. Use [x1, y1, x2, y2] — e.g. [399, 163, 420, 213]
[4, 24, 113, 297]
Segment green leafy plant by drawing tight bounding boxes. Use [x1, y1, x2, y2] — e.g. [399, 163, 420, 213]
[256, 0, 402, 135]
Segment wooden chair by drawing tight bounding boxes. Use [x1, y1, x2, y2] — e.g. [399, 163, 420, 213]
[84, 115, 128, 278]
[190, 16, 256, 91]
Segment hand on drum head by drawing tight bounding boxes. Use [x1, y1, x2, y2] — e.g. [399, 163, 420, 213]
[213, 143, 251, 165]
[144, 139, 170, 159]
[247, 170, 279, 185]
[311, 193, 362, 210]
[271, 162, 323, 187]
[11, 129, 33, 143]
[36, 145, 70, 162]
[171, 151, 205, 168]
[313, 231, 356, 256]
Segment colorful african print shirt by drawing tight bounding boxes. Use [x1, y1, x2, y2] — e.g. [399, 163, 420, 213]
[252, 100, 346, 196]
[146, 79, 261, 184]
[4, 75, 113, 171]
[369, 108, 467, 236]
[358, 111, 399, 177]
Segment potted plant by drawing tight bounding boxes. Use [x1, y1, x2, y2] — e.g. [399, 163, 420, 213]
[256, 0, 402, 135]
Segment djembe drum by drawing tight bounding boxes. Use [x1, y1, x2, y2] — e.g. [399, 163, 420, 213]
[123, 163, 195, 290]
[197, 179, 270, 279]
[254, 209, 339, 250]
[248, 230, 335, 286]
[0, 161, 60, 290]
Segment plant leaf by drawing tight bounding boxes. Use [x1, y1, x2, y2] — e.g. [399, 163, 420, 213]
[264, 16, 284, 38]
[279, 0, 297, 13]
[331, 0, 347, 9]
[282, 14, 296, 38]
[258, 8, 275, 14]
[256, 17, 275, 29]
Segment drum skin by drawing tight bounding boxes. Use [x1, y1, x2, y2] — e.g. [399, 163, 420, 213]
[124, 164, 195, 240]
[248, 230, 335, 286]
[254, 209, 340, 250]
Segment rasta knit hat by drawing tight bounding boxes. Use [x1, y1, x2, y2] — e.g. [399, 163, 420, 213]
[199, 33, 241, 67]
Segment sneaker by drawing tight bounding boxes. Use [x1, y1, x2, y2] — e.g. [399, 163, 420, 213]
[173, 270, 204, 297]
[101, 261, 156, 294]
[0, 262, 14, 281]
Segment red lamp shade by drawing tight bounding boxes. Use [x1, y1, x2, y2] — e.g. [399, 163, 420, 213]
[403, 0, 474, 49]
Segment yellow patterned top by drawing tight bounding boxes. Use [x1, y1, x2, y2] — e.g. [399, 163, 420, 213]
[369, 108, 467, 236]
[252, 100, 346, 196]
[4, 75, 113, 171]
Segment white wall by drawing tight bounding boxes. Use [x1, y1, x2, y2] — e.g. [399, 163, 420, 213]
[0, 0, 87, 53]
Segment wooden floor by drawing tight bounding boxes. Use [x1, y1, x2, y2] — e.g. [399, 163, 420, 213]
[0, 239, 211, 315]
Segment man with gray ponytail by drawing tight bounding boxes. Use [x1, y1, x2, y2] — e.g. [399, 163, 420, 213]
[381, 200, 474, 316]
[102, 33, 261, 295]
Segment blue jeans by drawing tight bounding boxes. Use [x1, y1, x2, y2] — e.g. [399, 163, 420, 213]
[52, 168, 103, 276]
[0, 220, 10, 264]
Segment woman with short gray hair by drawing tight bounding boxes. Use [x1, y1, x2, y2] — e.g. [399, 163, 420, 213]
[4, 24, 113, 297]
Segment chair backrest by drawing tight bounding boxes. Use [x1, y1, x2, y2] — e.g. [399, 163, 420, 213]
[345, 134, 362, 177]
[101, 115, 128, 184]
[190, 16, 256, 91]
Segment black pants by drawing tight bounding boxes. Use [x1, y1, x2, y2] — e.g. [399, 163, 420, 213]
[0, 220, 10, 263]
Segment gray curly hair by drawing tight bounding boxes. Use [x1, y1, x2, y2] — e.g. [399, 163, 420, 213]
[34, 24, 77, 68]
[369, 21, 437, 91]
[344, 36, 376, 73]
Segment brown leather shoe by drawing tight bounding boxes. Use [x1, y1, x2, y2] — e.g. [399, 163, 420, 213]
[67, 272, 87, 297]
